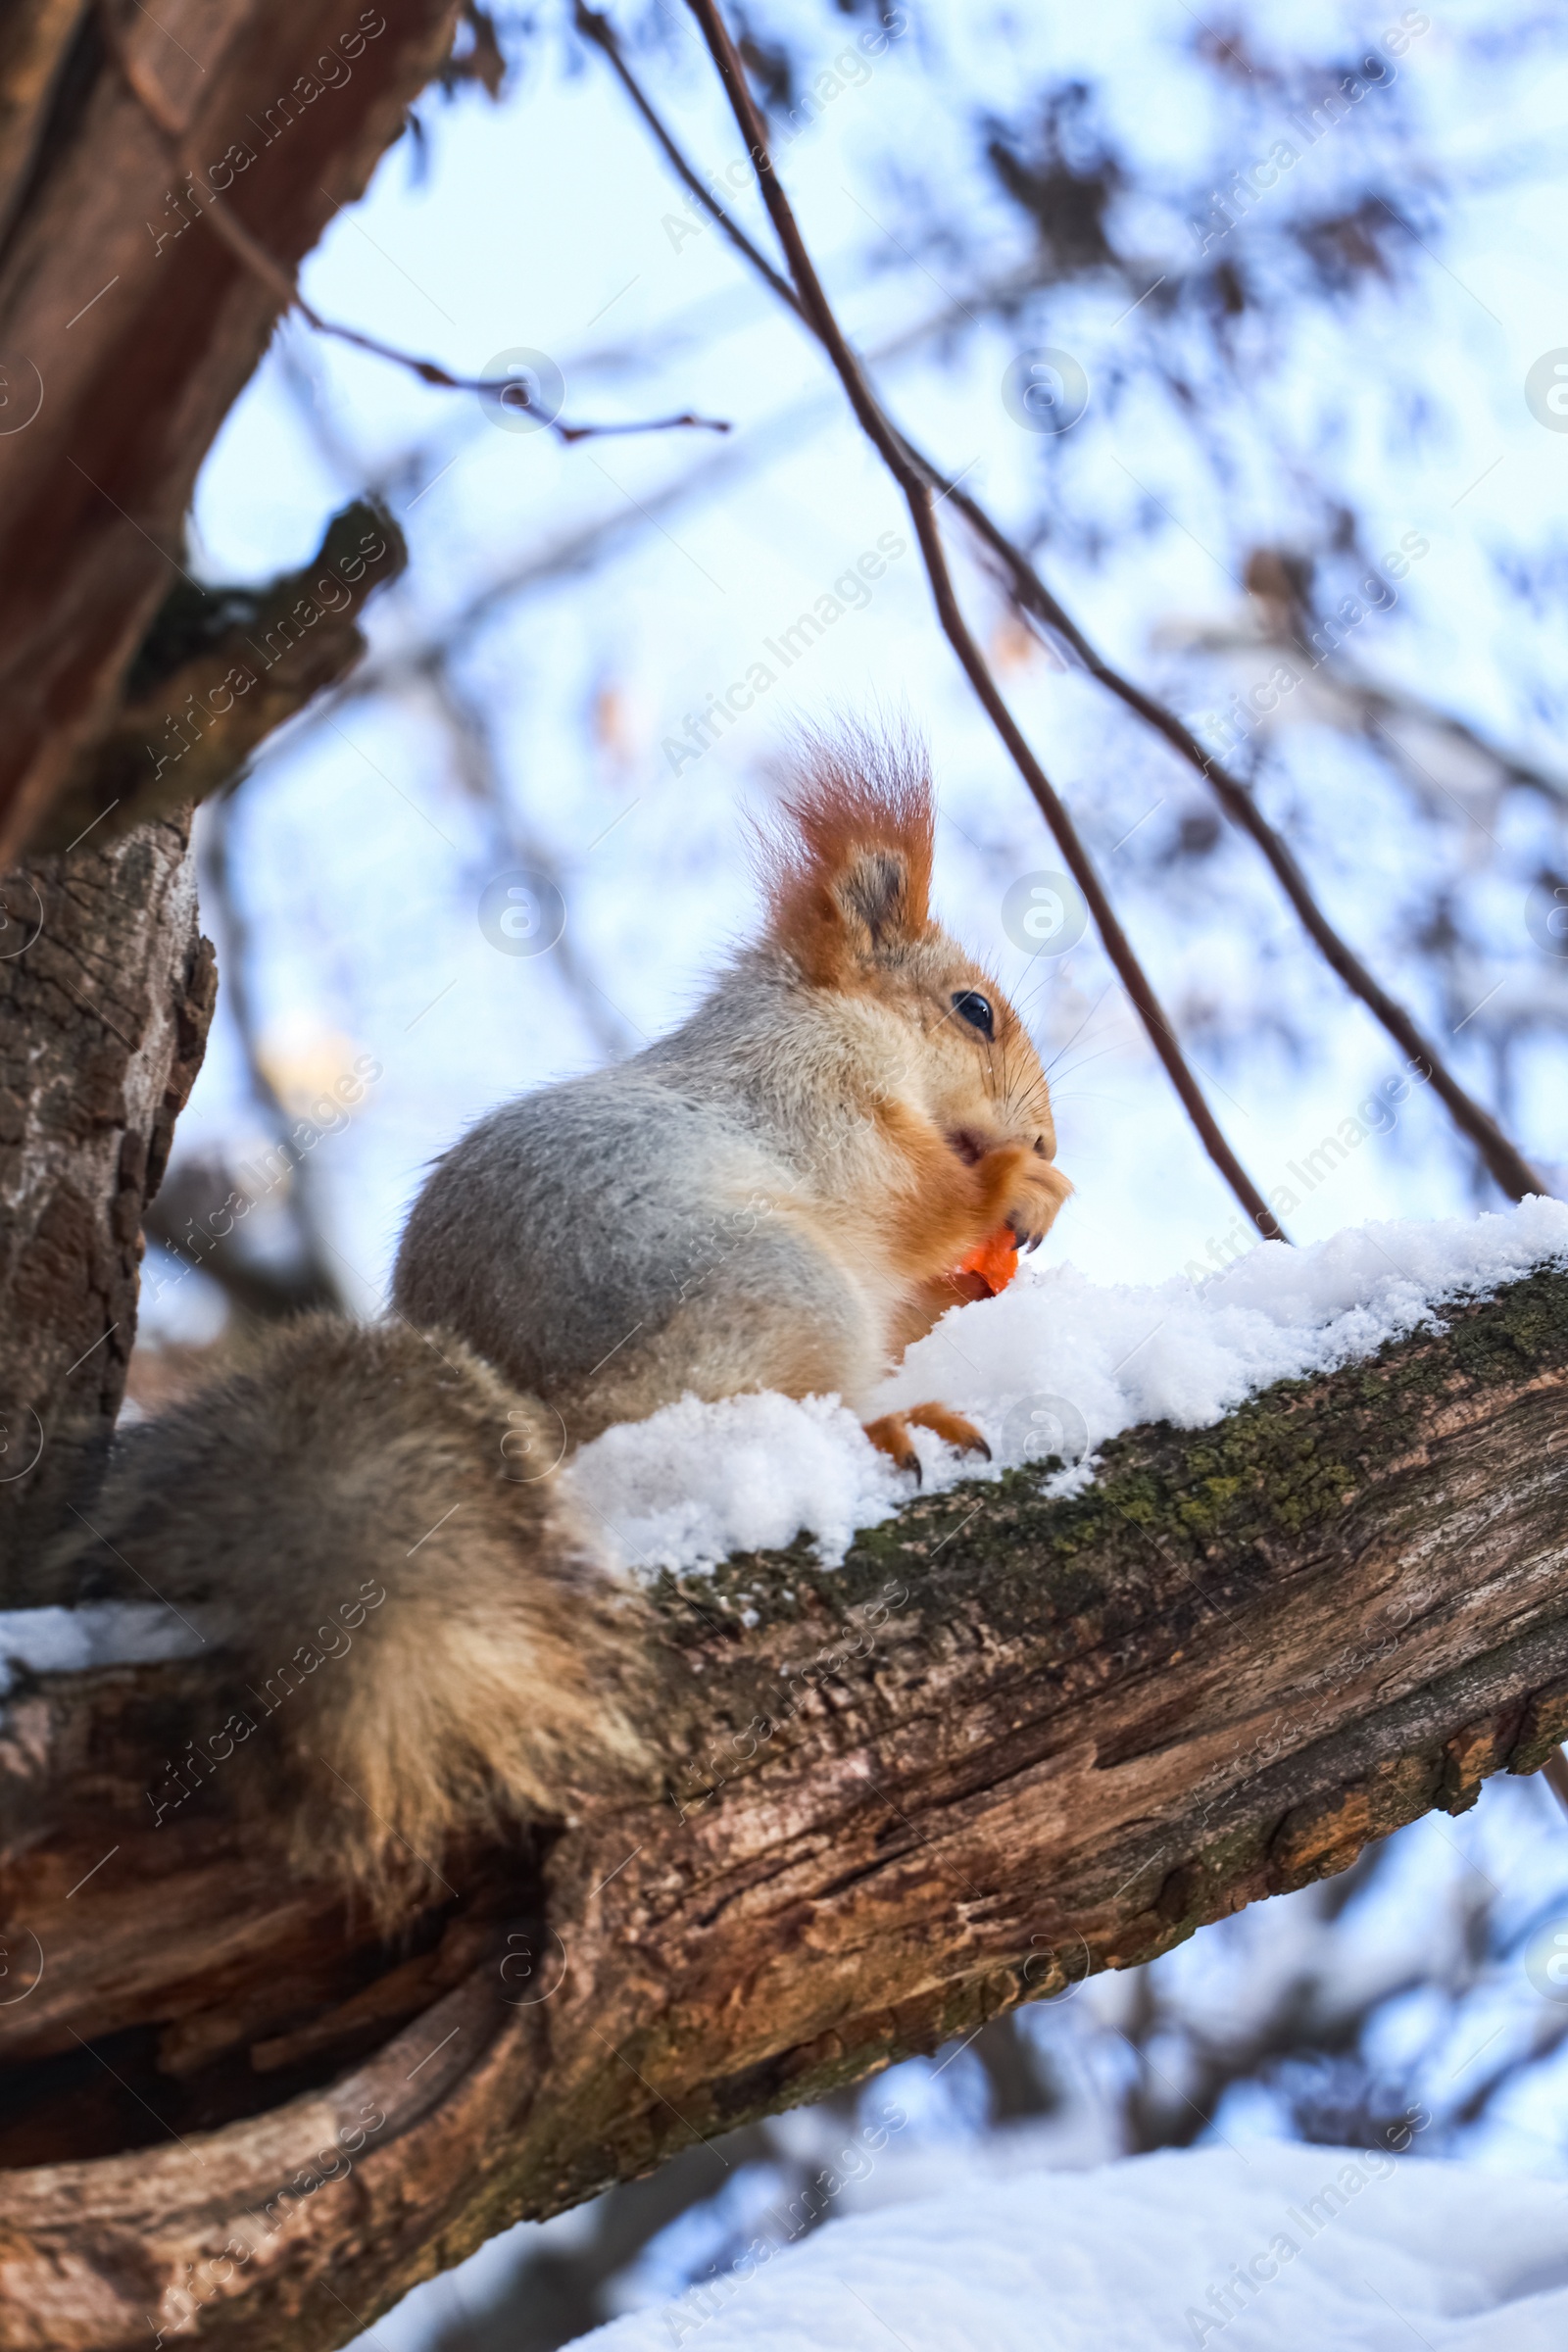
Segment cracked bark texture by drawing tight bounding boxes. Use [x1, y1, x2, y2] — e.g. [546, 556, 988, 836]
[0, 1266, 1564, 2350]
[0, 815, 215, 1567]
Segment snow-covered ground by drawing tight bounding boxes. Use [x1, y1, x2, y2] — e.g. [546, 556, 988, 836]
[558, 2141, 1568, 2351]
[566, 1196, 1568, 1575]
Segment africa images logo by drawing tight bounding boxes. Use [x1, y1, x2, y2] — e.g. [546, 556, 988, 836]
[1525, 350, 1568, 433]
[1001, 870, 1090, 956]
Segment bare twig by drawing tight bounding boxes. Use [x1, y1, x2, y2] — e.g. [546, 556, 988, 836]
[576, 3, 801, 316]
[1358, 680, 1568, 814]
[585, 4, 1547, 1208]
[336, 298, 1023, 687]
[100, 2, 728, 447]
[946, 514, 1551, 1203]
[682, 0, 1285, 1240]
[423, 662, 639, 1062]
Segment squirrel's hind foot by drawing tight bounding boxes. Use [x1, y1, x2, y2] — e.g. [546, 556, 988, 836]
[863, 1403, 992, 1481]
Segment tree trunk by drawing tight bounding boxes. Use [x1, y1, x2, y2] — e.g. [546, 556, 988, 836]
[0, 0, 461, 865]
[0, 814, 215, 1565]
[2, 1265, 1565, 2349]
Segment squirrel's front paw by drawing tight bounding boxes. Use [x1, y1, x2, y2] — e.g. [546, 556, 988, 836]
[864, 1403, 992, 1483]
[1003, 1154, 1073, 1252]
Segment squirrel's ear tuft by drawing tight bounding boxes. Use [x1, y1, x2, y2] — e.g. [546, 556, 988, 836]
[760, 727, 935, 981]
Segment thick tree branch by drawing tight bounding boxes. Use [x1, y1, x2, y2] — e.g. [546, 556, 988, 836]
[0, 0, 464, 862]
[34, 499, 408, 855]
[2, 1265, 1566, 2346]
[578, 2, 1547, 1209]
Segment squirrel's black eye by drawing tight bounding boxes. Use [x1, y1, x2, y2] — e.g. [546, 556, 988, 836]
[952, 990, 995, 1039]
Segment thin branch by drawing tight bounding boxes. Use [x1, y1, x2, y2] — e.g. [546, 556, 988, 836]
[346, 393, 832, 681]
[99, 2, 729, 447]
[339, 291, 1027, 686]
[682, 0, 1285, 1241]
[576, 3, 802, 318]
[199, 792, 348, 1311]
[946, 513, 1551, 1204]
[1356, 677, 1568, 814]
[422, 662, 639, 1063]
[584, 5, 1548, 1208]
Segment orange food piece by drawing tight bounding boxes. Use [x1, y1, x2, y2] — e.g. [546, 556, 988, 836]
[956, 1224, 1019, 1297]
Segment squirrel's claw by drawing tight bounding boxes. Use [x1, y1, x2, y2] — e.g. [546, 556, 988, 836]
[863, 1412, 923, 1480]
[907, 1402, 992, 1460]
[864, 1402, 992, 1476]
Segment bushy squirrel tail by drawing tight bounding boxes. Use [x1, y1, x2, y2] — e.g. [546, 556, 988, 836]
[49, 1316, 659, 1904]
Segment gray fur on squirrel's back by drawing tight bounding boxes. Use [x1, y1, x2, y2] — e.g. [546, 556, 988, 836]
[393, 955, 890, 1437]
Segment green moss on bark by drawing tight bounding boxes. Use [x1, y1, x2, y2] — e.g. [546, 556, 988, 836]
[662, 1266, 1568, 1650]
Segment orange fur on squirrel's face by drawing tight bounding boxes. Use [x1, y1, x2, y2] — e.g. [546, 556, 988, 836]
[760, 727, 1071, 1328]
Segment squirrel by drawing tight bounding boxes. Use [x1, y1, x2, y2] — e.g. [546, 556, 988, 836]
[46, 730, 1070, 1900]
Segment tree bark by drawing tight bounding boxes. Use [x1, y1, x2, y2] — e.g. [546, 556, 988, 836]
[2, 1264, 1565, 2349]
[30, 499, 407, 856]
[0, 0, 461, 864]
[0, 813, 215, 1566]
